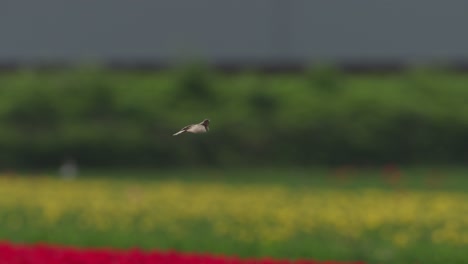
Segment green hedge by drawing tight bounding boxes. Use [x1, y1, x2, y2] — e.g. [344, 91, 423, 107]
[0, 65, 467, 168]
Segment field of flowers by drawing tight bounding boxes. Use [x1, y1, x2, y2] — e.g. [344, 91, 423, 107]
[0, 171, 467, 263]
[0, 241, 364, 264]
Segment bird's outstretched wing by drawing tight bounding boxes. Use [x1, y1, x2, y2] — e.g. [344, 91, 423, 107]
[173, 124, 193, 136]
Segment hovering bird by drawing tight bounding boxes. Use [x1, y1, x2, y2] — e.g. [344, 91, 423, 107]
[173, 119, 210, 136]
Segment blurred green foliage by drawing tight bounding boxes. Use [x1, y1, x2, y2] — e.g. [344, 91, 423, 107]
[0, 65, 467, 168]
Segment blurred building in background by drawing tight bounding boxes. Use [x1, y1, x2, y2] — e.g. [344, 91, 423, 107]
[1, 0, 468, 69]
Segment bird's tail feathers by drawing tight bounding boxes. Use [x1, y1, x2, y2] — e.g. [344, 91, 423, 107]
[173, 130, 185, 136]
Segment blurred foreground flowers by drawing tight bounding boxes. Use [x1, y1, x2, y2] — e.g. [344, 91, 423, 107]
[0, 177, 467, 247]
[0, 241, 364, 264]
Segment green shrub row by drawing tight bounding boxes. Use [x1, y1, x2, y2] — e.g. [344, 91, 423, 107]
[0, 65, 467, 168]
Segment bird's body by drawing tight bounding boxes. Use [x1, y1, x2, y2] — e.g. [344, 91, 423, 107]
[173, 119, 210, 136]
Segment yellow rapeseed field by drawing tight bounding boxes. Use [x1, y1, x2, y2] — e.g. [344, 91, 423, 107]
[0, 177, 467, 247]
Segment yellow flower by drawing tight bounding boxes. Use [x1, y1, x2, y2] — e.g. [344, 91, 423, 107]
[0, 177, 466, 246]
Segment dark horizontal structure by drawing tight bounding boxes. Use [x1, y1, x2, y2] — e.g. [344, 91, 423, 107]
[2, 0, 468, 71]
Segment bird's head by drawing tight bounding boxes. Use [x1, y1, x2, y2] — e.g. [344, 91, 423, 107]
[201, 119, 210, 129]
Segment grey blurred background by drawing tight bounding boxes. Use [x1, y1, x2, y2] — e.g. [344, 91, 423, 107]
[1, 0, 468, 67]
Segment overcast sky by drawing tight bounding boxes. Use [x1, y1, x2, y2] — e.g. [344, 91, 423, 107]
[1, 0, 468, 65]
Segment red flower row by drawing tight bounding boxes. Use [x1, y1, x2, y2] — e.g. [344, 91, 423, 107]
[0, 241, 364, 264]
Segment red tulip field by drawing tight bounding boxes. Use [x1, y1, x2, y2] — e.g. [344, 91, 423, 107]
[0, 241, 364, 264]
